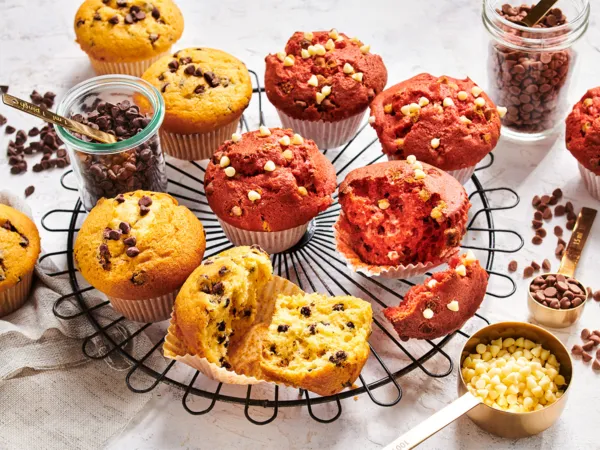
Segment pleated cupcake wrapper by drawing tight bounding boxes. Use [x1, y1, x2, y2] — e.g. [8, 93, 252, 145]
[0, 270, 34, 318]
[334, 222, 458, 279]
[163, 275, 303, 385]
[578, 163, 600, 200]
[159, 119, 240, 161]
[88, 49, 172, 77]
[386, 154, 476, 185]
[218, 219, 308, 254]
[277, 109, 365, 149]
[107, 289, 178, 323]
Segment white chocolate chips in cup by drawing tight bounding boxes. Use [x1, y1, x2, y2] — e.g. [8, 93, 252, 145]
[462, 338, 567, 412]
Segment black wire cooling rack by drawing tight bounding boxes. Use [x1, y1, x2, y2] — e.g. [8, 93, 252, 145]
[42, 70, 524, 424]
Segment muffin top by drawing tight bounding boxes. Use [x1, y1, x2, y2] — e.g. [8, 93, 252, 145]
[265, 30, 387, 122]
[142, 47, 253, 134]
[74, 0, 184, 62]
[74, 191, 205, 299]
[336, 158, 470, 266]
[566, 86, 600, 175]
[204, 128, 337, 232]
[384, 251, 488, 340]
[0, 205, 41, 293]
[370, 73, 503, 171]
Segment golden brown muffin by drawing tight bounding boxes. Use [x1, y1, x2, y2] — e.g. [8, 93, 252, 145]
[74, 0, 184, 64]
[74, 191, 205, 300]
[0, 205, 41, 293]
[142, 48, 253, 134]
[260, 293, 372, 397]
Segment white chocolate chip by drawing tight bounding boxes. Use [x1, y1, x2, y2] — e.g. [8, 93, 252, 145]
[329, 28, 339, 40]
[443, 97, 454, 107]
[279, 135, 291, 146]
[427, 279, 438, 289]
[360, 44, 370, 54]
[307, 45, 317, 56]
[304, 31, 314, 41]
[471, 86, 483, 97]
[406, 155, 417, 164]
[219, 155, 230, 168]
[292, 134, 304, 145]
[378, 199, 390, 210]
[395, 138, 404, 148]
[282, 149, 294, 160]
[463, 250, 477, 265]
[336, 36, 344, 42]
[316, 92, 326, 104]
[325, 39, 335, 51]
[387, 251, 399, 259]
[408, 103, 421, 114]
[231, 133, 241, 143]
[368, 115, 376, 124]
[231, 206, 242, 217]
[474, 97, 486, 107]
[423, 308, 434, 319]
[283, 56, 294, 67]
[459, 115, 472, 124]
[455, 264, 467, 277]
[350, 36, 360, 44]
[400, 104, 411, 116]
[583, 98, 593, 107]
[457, 91, 468, 101]
[259, 126, 271, 137]
[248, 190, 261, 202]
[276, 51, 286, 62]
[497, 106, 507, 118]
[343, 63, 355, 74]
[307, 74, 319, 87]
[224, 167, 236, 177]
[264, 160, 276, 172]
[412, 161, 423, 170]
[297, 186, 308, 196]
[414, 169, 426, 180]
[314, 44, 326, 56]
[447, 300, 459, 312]
[321, 85, 332, 96]
[419, 97, 430, 107]
[301, 49, 311, 59]
[384, 104, 393, 114]
[431, 138, 440, 149]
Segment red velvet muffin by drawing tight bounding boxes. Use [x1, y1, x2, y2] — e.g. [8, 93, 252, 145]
[335, 158, 470, 278]
[369, 73, 503, 184]
[565, 87, 600, 200]
[383, 251, 489, 340]
[205, 127, 336, 253]
[265, 29, 387, 149]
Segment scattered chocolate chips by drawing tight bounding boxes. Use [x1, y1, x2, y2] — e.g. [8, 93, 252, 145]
[24, 185, 35, 197]
[277, 324, 289, 333]
[508, 260, 518, 272]
[300, 306, 311, 317]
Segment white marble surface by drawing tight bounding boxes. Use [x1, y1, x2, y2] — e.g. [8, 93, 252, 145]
[1, 0, 600, 449]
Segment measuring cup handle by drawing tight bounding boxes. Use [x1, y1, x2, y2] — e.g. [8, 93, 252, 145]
[383, 393, 481, 450]
[557, 207, 597, 277]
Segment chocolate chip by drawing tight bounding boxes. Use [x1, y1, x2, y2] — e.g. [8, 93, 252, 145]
[594, 291, 600, 302]
[531, 261, 540, 271]
[555, 205, 565, 216]
[108, 229, 121, 240]
[329, 350, 347, 366]
[218, 266, 228, 276]
[123, 236, 136, 247]
[300, 306, 311, 317]
[139, 205, 150, 216]
[346, 322, 355, 329]
[535, 228, 546, 238]
[194, 67, 203, 77]
[593, 359, 600, 370]
[508, 260, 518, 272]
[542, 208, 553, 220]
[532, 219, 543, 229]
[565, 201, 574, 213]
[523, 266, 534, 277]
[134, 11, 146, 20]
[542, 259, 551, 271]
[125, 246, 139, 257]
[194, 85, 205, 95]
[0, 85, 8, 94]
[151, 7, 160, 19]
[533, 211, 543, 220]
[583, 352, 593, 362]
[184, 65, 196, 75]
[211, 282, 224, 295]
[566, 219, 576, 231]
[108, 15, 119, 24]
[168, 60, 179, 72]
[0, 115, 6, 126]
[149, 33, 159, 43]
[5, 125, 16, 134]
[115, 194, 125, 203]
[277, 324, 289, 333]
[571, 344, 583, 355]
[532, 236, 543, 245]
[24, 185, 35, 197]
[555, 243, 565, 256]
[179, 56, 192, 65]
[532, 195, 541, 206]
[217, 321, 226, 332]
[203, 71, 220, 88]
[138, 195, 152, 207]
[552, 188, 563, 199]
[124, 13, 134, 24]
[332, 303, 345, 311]
[308, 324, 316, 335]
[117, 0, 127, 6]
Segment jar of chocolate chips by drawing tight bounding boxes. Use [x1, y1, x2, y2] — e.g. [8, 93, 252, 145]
[55, 75, 167, 211]
[482, 0, 589, 140]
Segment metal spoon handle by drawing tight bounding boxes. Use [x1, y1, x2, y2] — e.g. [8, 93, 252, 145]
[519, 0, 560, 27]
[1, 93, 117, 144]
[558, 207, 597, 277]
[383, 393, 481, 450]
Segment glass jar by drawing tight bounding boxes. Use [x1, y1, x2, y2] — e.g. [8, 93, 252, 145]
[482, 0, 590, 141]
[55, 75, 167, 211]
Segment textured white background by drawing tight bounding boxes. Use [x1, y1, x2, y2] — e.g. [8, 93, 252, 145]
[1, 0, 599, 449]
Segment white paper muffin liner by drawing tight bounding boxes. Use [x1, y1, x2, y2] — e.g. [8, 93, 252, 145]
[163, 275, 303, 385]
[386, 154, 475, 185]
[160, 119, 240, 161]
[578, 163, 600, 200]
[107, 289, 177, 323]
[334, 224, 457, 279]
[0, 270, 34, 318]
[88, 49, 172, 77]
[218, 219, 308, 254]
[277, 109, 365, 149]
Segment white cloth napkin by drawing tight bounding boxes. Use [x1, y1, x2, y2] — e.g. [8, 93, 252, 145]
[0, 190, 164, 450]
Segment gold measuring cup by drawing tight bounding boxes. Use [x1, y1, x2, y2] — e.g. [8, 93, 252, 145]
[528, 207, 596, 329]
[383, 322, 573, 449]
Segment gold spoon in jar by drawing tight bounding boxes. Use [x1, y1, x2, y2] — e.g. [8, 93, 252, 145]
[1, 93, 117, 144]
[518, 0, 560, 27]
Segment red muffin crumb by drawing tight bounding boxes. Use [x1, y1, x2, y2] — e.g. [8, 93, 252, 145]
[204, 128, 336, 232]
[335, 159, 470, 266]
[384, 252, 489, 340]
[566, 87, 600, 175]
[265, 30, 387, 122]
[369, 73, 502, 171]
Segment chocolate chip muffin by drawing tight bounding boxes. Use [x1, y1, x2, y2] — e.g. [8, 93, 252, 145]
[0, 204, 41, 317]
[265, 29, 387, 149]
[335, 158, 470, 277]
[384, 251, 488, 340]
[142, 47, 253, 160]
[74, 190, 205, 322]
[369, 73, 503, 184]
[204, 127, 336, 253]
[565, 87, 600, 199]
[74, 0, 184, 76]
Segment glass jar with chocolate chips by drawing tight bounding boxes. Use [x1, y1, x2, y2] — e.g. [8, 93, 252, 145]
[482, 0, 589, 140]
[55, 75, 167, 211]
